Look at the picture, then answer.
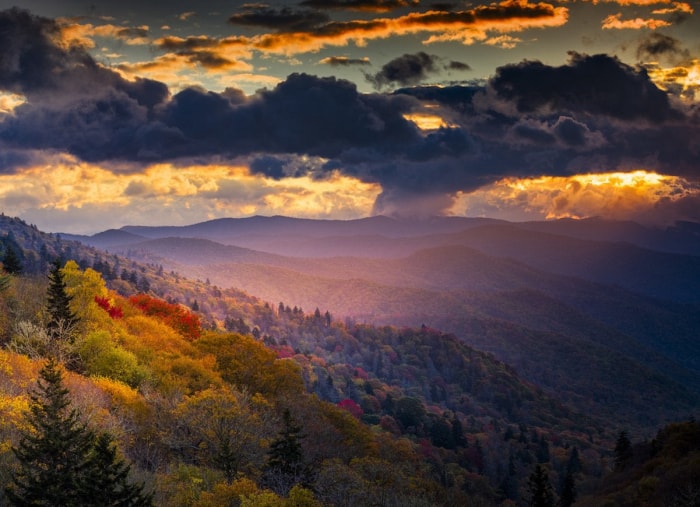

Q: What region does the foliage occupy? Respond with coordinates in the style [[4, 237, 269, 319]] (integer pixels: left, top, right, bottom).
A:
[[5, 357, 151, 506], [129, 294, 201, 340]]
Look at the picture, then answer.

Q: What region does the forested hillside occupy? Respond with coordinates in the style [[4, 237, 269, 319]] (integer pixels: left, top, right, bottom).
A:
[[0, 214, 697, 506]]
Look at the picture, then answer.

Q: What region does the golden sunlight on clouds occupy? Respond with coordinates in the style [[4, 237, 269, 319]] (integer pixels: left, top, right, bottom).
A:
[[403, 113, 454, 130], [0, 92, 26, 114], [450, 170, 700, 224], [601, 13, 670, 30], [0, 159, 379, 233], [645, 59, 700, 101], [239, 1, 569, 56]]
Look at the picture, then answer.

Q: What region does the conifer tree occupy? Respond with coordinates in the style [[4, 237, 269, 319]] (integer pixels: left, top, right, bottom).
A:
[[2, 245, 23, 275], [46, 260, 79, 343], [6, 358, 152, 507], [84, 433, 153, 507], [526, 464, 555, 507], [614, 430, 632, 470], [6, 357, 97, 506], [263, 408, 308, 495]]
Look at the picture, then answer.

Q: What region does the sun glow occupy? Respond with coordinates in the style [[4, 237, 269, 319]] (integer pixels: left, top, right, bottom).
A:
[[450, 170, 700, 224], [0, 157, 379, 233], [0, 92, 26, 114], [403, 113, 454, 131]]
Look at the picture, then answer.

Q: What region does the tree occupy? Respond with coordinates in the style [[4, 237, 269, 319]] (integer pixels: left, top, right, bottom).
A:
[[5, 358, 152, 506], [6, 357, 97, 505], [526, 464, 555, 507], [263, 409, 308, 495], [84, 432, 153, 506], [559, 469, 576, 507], [2, 245, 23, 275], [614, 430, 632, 470], [46, 261, 79, 343]]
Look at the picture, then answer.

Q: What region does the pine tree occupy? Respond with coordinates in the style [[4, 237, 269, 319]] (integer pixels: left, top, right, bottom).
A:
[[6, 357, 97, 506], [5, 358, 152, 507], [2, 245, 23, 275], [526, 464, 555, 507], [614, 430, 632, 470], [83, 433, 153, 506], [263, 409, 308, 495], [559, 469, 576, 507], [46, 261, 79, 343]]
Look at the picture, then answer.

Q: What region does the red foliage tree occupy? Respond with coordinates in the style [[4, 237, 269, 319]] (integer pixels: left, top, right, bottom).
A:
[[128, 294, 201, 340], [337, 399, 363, 420], [94, 295, 123, 320]]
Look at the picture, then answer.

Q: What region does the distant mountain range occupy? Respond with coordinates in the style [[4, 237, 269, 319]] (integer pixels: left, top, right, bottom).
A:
[[61, 215, 700, 428]]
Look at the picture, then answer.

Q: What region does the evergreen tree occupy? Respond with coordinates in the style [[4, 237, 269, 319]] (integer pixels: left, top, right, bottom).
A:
[[263, 409, 308, 495], [84, 432, 153, 506], [614, 430, 632, 470], [46, 261, 79, 343], [6, 357, 97, 506], [6, 358, 152, 507], [526, 464, 555, 507], [559, 469, 576, 507], [2, 245, 23, 275]]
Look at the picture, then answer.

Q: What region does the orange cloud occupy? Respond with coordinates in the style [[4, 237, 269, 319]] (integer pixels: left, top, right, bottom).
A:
[[57, 20, 150, 49], [234, 1, 568, 55], [586, 0, 679, 5], [602, 12, 671, 29], [645, 59, 700, 101], [450, 171, 700, 225]]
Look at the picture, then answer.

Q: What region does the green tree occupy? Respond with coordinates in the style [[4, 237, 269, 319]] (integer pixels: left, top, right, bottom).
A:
[[559, 469, 576, 507], [6, 357, 97, 506], [46, 261, 79, 343], [614, 430, 632, 470], [263, 409, 308, 495], [2, 245, 23, 275], [526, 464, 555, 507], [6, 358, 152, 506], [84, 432, 153, 506]]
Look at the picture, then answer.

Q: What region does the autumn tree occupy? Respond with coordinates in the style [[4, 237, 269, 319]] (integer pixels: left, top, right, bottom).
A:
[[172, 386, 273, 482]]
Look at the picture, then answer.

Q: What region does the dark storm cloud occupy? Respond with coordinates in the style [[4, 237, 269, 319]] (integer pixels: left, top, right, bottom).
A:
[[447, 61, 471, 71], [636, 33, 688, 61], [299, 0, 417, 12], [366, 52, 441, 89], [228, 7, 329, 32], [320, 56, 371, 66], [1, 7, 699, 218], [488, 52, 681, 123]]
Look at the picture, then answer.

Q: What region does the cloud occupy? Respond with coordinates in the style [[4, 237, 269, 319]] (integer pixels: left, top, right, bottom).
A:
[[226, 1, 568, 55], [299, 0, 419, 13], [602, 12, 671, 30], [228, 7, 331, 32], [636, 32, 690, 63], [366, 52, 441, 89], [450, 171, 700, 226], [319, 56, 371, 66], [1, 8, 699, 224]]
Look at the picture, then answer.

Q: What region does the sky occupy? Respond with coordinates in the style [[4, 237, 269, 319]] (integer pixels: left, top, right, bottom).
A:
[[0, 1, 699, 233]]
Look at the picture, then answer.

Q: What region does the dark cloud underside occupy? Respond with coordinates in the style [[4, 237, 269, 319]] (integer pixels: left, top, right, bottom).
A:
[[0, 8, 698, 215]]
